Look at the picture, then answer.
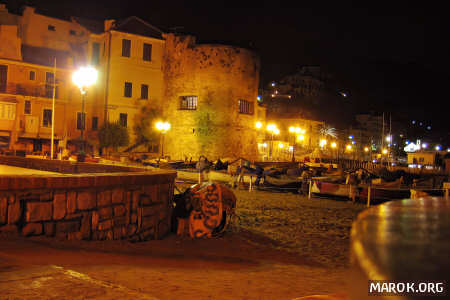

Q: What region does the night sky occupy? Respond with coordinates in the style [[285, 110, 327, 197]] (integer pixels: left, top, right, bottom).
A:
[[5, 0, 449, 140]]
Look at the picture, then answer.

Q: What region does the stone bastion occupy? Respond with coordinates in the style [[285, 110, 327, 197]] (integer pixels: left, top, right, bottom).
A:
[[0, 156, 176, 241], [162, 33, 261, 161]]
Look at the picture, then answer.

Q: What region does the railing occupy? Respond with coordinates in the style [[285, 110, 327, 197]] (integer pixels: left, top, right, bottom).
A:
[[0, 82, 56, 98]]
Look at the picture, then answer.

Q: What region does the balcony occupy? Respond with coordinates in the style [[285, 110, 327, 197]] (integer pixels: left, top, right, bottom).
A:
[[0, 82, 58, 99]]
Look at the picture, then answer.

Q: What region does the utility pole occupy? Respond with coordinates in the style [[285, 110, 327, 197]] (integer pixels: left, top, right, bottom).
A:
[[50, 58, 56, 159]]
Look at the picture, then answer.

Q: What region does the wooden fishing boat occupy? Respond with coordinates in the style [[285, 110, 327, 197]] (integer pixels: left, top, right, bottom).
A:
[[176, 169, 234, 183], [311, 179, 411, 202]]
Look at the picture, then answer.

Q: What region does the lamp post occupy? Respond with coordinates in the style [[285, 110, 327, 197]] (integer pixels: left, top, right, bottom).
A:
[[289, 126, 302, 162], [72, 66, 98, 154], [266, 124, 279, 160], [156, 121, 171, 158]]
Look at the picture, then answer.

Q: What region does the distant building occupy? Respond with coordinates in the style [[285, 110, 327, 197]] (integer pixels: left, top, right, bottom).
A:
[[264, 111, 325, 161], [407, 150, 446, 170]]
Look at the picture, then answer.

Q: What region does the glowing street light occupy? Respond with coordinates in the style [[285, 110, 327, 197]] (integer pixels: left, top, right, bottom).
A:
[[297, 135, 305, 141], [385, 135, 392, 142], [320, 139, 327, 148], [289, 126, 302, 161], [72, 66, 98, 155], [266, 124, 279, 159], [278, 143, 284, 148], [255, 121, 262, 129], [346, 145, 352, 151], [435, 145, 441, 151], [155, 121, 171, 157], [331, 142, 337, 148], [364, 147, 369, 152], [382, 148, 388, 155]]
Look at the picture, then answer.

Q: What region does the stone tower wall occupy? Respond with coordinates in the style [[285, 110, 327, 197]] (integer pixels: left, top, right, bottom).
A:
[[162, 33, 260, 161]]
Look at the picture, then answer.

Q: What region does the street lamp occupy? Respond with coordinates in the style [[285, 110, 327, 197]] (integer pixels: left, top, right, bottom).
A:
[[72, 66, 98, 153], [289, 126, 301, 162], [155, 121, 171, 158], [266, 124, 279, 160]]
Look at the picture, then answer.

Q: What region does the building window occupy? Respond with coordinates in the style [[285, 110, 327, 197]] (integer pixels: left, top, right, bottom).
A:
[[77, 112, 85, 130], [122, 39, 131, 57], [29, 71, 36, 81], [141, 84, 148, 99], [0, 102, 16, 120], [45, 72, 58, 98], [143, 43, 152, 61], [120, 113, 127, 128], [0, 65, 7, 93], [69, 30, 76, 36], [124, 82, 132, 97], [43, 109, 52, 127], [48, 25, 56, 31], [92, 116, 98, 131], [179, 96, 197, 110], [238, 99, 253, 115], [24, 100, 31, 114], [91, 42, 100, 65]]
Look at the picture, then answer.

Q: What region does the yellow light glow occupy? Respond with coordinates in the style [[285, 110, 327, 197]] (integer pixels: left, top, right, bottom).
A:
[[156, 121, 171, 132], [255, 121, 262, 129], [289, 126, 295, 133], [262, 143, 267, 147], [320, 139, 327, 147], [278, 143, 284, 148], [364, 147, 369, 152], [72, 66, 98, 91], [295, 127, 301, 134], [274, 128, 280, 135], [346, 145, 352, 151], [266, 124, 276, 132], [297, 135, 305, 141], [382, 149, 388, 154], [331, 142, 337, 148]]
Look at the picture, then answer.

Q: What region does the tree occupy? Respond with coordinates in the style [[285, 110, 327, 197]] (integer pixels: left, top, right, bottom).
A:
[[319, 125, 338, 139], [133, 104, 161, 147], [98, 121, 129, 155]]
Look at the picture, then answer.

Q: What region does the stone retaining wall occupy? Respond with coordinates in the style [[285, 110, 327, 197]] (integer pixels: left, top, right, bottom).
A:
[[0, 155, 144, 174], [0, 170, 177, 241]]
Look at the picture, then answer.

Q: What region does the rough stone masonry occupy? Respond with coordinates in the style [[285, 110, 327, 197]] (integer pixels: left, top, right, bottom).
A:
[[0, 170, 176, 241]]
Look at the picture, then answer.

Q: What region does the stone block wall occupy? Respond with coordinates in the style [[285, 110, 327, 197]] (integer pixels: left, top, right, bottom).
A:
[[162, 33, 262, 161], [0, 171, 176, 241]]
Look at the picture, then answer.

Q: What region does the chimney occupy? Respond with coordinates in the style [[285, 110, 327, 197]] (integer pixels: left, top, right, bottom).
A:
[[104, 19, 116, 31]]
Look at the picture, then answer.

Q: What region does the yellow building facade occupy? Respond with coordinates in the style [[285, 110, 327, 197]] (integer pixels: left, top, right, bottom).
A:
[[86, 17, 165, 148], [1, 5, 88, 154]]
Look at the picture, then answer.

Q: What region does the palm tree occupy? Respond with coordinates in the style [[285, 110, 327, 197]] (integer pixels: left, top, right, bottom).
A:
[[319, 125, 338, 139]]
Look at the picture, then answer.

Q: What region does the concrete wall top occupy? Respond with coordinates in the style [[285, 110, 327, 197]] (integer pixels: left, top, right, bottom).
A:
[[0, 170, 176, 191]]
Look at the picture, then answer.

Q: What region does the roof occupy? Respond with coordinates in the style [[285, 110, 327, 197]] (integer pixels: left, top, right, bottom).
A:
[[21, 45, 85, 68], [112, 16, 164, 40]]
